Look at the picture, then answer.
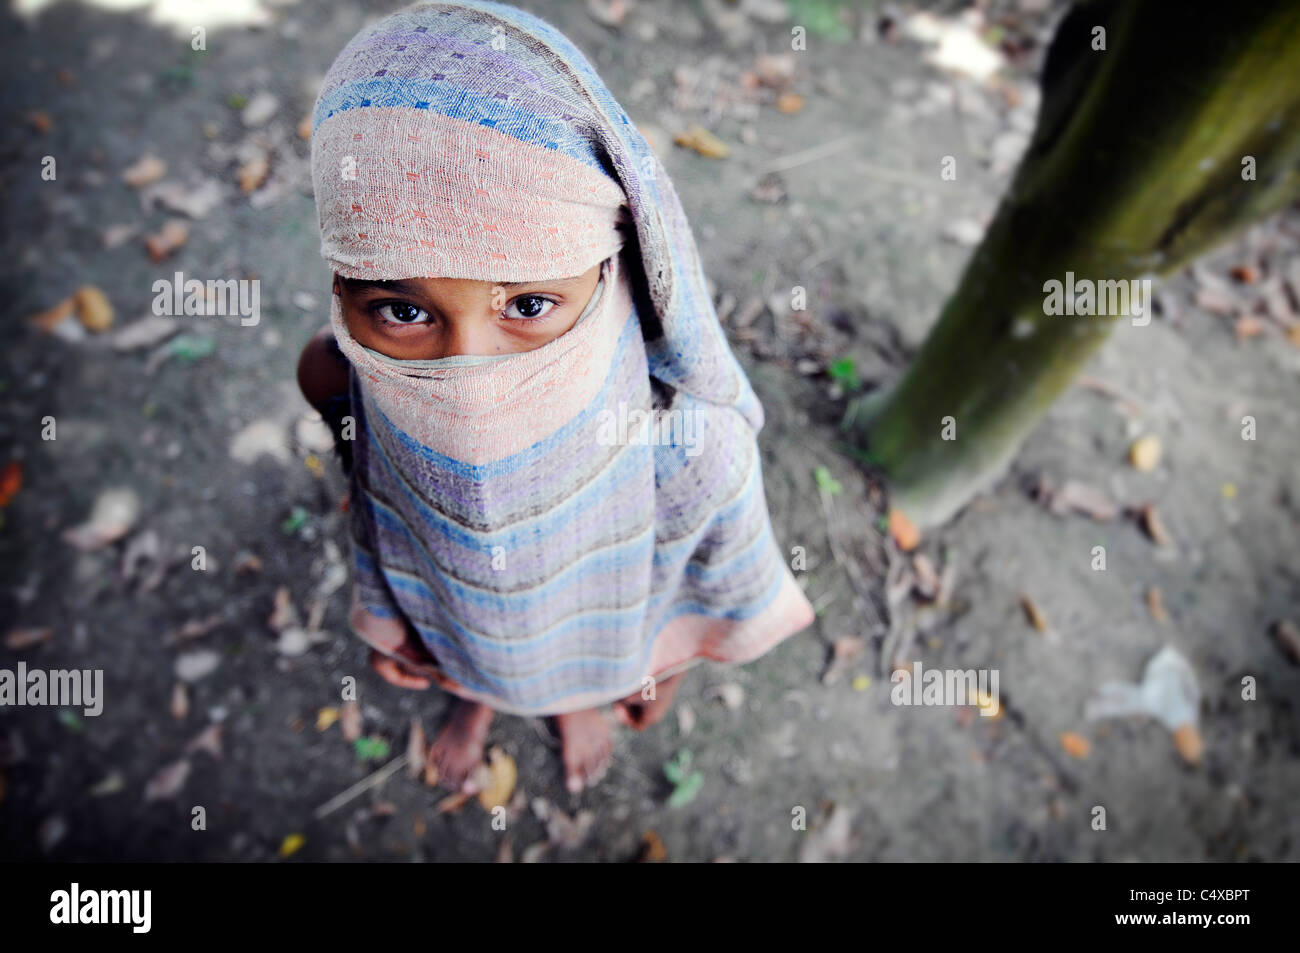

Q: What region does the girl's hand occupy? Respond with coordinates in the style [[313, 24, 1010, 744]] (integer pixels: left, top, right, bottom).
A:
[[369, 649, 432, 689]]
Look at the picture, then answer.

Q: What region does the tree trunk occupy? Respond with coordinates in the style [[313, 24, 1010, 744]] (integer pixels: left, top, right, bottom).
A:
[[846, 0, 1300, 527]]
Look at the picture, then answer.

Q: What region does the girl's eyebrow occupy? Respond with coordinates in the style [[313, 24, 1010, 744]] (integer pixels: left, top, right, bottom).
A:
[[498, 275, 586, 288], [339, 278, 425, 295]]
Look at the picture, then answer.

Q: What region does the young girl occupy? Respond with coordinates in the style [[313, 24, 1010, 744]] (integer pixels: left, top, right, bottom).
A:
[[299, 0, 814, 795]]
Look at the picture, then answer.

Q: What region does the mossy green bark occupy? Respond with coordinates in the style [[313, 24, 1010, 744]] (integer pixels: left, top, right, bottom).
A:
[[847, 0, 1300, 527]]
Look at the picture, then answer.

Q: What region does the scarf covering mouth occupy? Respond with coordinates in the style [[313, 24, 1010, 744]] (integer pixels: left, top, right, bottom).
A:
[[312, 0, 814, 715]]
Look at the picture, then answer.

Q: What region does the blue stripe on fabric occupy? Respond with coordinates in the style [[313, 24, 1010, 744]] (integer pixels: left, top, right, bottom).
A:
[[363, 415, 654, 554], [370, 494, 655, 624], [314, 77, 609, 173], [390, 553, 786, 710]]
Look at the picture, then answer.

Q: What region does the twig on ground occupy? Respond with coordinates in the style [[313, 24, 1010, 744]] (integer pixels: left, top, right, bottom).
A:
[[313, 753, 409, 819]]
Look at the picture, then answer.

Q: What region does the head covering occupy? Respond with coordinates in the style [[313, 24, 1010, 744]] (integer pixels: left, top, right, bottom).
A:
[[312, 0, 813, 715]]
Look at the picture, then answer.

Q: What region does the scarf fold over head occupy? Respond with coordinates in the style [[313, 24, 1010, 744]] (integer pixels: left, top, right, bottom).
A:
[[312, 1, 813, 715]]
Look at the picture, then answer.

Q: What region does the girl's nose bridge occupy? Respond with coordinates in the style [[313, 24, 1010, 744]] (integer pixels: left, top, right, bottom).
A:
[[443, 308, 493, 357]]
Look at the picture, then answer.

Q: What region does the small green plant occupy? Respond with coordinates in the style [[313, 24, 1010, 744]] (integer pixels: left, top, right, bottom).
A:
[[353, 736, 390, 762], [156, 63, 195, 93], [828, 355, 860, 391], [169, 334, 216, 364], [814, 465, 842, 497], [663, 750, 704, 808], [785, 0, 854, 41], [281, 507, 310, 535]]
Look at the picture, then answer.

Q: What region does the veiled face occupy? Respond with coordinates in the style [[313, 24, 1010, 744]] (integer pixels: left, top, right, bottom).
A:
[[333, 259, 603, 360]]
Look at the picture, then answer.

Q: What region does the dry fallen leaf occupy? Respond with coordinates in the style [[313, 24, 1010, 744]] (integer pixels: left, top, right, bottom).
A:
[[316, 707, 339, 732], [73, 285, 114, 332], [546, 806, 596, 849], [587, 0, 628, 28], [637, 829, 668, 862], [1059, 732, 1091, 759], [163, 614, 223, 646], [1019, 593, 1049, 632], [174, 650, 220, 683], [112, 315, 180, 352], [144, 219, 189, 262], [122, 154, 167, 188], [185, 722, 224, 759], [676, 703, 695, 738], [1229, 263, 1260, 284], [1234, 314, 1265, 340], [754, 53, 796, 88], [88, 771, 124, 797], [1041, 480, 1118, 521], [4, 626, 51, 650], [278, 833, 306, 858], [476, 746, 518, 812], [1146, 587, 1168, 623], [888, 507, 921, 551], [275, 627, 327, 657], [0, 461, 20, 508], [238, 153, 270, 193], [29, 296, 76, 334], [1134, 504, 1170, 546], [267, 587, 298, 632], [170, 682, 188, 720], [233, 551, 264, 575], [1193, 285, 1235, 317], [143, 759, 191, 801], [1172, 723, 1203, 766], [101, 224, 138, 249], [62, 487, 140, 551], [142, 179, 223, 220], [776, 91, 804, 114], [709, 682, 745, 710], [911, 553, 941, 601], [674, 125, 730, 159], [520, 841, 550, 863], [39, 815, 67, 853], [406, 717, 426, 779], [340, 700, 362, 742], [1270, 619, 1300, 665], [27, 111, 52, 134], [1128, 434, 1161, 472]]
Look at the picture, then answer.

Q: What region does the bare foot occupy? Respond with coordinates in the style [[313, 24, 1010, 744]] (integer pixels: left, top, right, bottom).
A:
[[553, 708, 614, 793], [612, 672, 684, 731], [428, 698, 495, 792]]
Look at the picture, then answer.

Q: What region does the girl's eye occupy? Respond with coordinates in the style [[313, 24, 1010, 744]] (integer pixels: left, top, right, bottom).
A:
[[377, 303, 430, 325], [504, 295, 556, 320]]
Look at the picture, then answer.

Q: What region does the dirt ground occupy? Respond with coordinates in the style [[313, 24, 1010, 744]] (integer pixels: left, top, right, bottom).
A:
[[1, 0, 1297, 862]]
